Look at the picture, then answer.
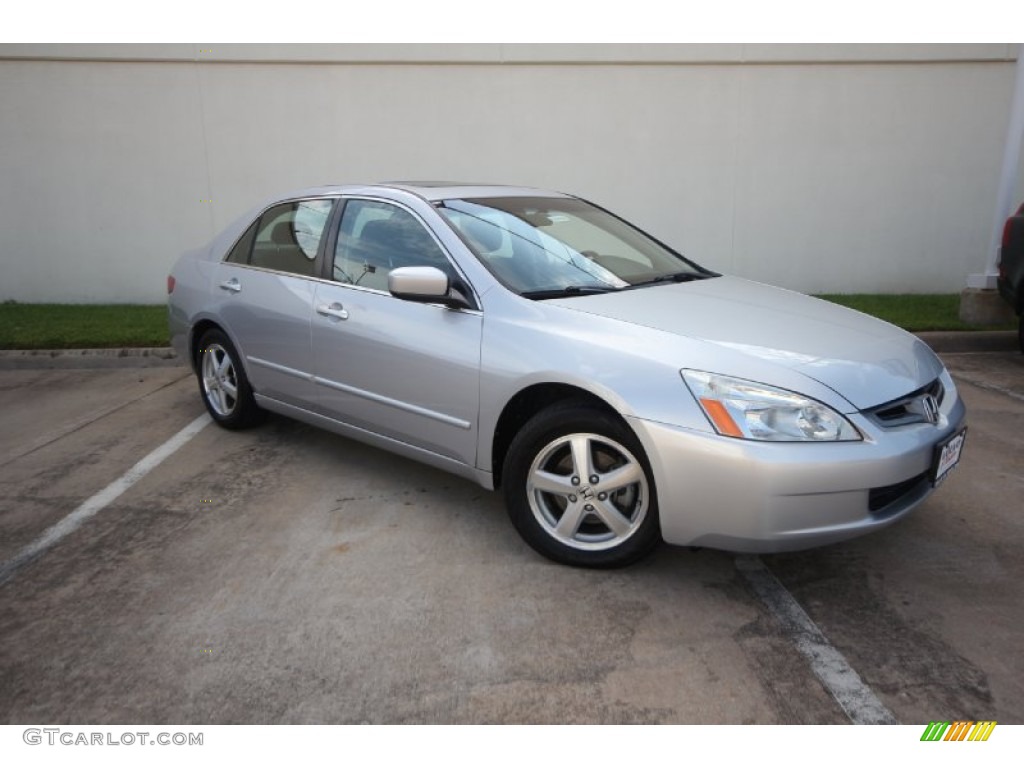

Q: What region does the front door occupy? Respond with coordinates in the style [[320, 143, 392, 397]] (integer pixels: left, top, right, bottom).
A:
[[310, 198, 482, 468]]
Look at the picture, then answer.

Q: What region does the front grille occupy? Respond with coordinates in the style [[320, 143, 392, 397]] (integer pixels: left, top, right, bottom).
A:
[[868, 472, 929, 513], [866, 378, 944, 428]]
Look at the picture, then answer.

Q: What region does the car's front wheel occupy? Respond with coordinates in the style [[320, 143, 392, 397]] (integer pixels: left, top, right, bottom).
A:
[[503, 402, 660, 568], [195, 328, 264, 429]]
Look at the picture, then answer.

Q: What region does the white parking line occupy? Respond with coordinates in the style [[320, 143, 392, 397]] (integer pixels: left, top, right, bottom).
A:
[[0, 413, 211, 586], [736, 554, 898, 725]]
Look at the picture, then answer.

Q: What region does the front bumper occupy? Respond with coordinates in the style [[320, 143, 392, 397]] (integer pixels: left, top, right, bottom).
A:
[[627, 390, 967, 553]]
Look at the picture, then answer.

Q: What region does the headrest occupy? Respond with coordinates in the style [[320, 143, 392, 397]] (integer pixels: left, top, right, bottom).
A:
[[271, 221, 295, 245]]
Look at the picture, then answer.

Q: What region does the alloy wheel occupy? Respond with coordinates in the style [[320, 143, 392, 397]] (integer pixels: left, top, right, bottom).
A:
[[526, 432, 649, 551], [201, 343, 239, 417]]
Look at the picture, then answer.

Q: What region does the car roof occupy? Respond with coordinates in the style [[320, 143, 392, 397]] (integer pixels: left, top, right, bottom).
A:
[[278, 182, 574, 203]]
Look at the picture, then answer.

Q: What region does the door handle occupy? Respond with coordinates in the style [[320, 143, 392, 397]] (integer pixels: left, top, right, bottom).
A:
[[219, 278, 242, 294], [316, 302, 349, 321]]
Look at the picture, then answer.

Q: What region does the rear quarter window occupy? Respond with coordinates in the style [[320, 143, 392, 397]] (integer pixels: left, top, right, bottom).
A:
[[224, 222, 257, 265]]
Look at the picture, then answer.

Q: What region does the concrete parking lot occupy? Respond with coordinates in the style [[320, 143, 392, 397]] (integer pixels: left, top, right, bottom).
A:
[[0, 347, 1021, 724]]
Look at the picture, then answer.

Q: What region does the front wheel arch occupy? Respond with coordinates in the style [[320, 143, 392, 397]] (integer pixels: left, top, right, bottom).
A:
[[491, 383, 622, 489]]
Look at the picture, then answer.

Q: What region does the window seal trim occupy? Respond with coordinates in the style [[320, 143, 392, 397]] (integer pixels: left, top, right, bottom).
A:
[[326, 194, 482, 311]]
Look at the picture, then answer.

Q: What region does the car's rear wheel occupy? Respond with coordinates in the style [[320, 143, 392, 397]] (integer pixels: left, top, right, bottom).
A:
[[196, 328, 264, 429], [503, 402, 660, 568]]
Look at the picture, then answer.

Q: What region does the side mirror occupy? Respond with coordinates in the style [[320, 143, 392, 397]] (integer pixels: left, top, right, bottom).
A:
[[388, 266, 472, 309]]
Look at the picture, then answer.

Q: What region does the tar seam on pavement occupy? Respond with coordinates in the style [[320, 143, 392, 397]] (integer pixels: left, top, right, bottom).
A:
[[2, 371, 193, 465], [945, 374, 1024, 404]]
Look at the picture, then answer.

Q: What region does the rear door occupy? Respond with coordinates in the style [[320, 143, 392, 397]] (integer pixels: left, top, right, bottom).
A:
[[212, 198, 335, 409], [310, 198, 483, 467]]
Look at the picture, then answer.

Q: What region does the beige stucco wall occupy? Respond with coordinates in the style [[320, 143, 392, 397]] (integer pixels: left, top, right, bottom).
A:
[[1, 44, 1021, 303]]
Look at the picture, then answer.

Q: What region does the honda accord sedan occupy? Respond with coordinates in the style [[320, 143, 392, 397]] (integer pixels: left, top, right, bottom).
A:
[[168, 182, 967, 568]]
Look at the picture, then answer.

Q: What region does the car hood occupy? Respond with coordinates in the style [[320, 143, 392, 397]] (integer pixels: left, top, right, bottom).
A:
[[548, 276, 943, 410]]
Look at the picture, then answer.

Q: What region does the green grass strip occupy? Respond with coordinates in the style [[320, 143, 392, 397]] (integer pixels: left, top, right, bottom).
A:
[[815, 294, 1014, 332], [0, 303, 170, 349]]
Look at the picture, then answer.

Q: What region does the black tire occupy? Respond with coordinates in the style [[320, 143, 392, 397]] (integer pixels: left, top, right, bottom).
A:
[[195, 328, 265, 429], [1018, 315, 1023, 355], [502, 401, 661, 568]]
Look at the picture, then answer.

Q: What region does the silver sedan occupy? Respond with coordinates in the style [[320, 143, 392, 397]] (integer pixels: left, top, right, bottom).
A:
[[168, 183, 967, 568]]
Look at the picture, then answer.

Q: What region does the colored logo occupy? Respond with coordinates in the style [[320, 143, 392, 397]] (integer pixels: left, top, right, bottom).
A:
[[920, 721, 996, 742]]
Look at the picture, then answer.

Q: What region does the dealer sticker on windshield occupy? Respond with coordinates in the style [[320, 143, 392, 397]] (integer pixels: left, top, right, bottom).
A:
[[932, 428, 966, 486]]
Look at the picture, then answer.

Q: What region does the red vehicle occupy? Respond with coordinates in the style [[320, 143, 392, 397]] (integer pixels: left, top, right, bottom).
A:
[[997, 202, 1024, 353]]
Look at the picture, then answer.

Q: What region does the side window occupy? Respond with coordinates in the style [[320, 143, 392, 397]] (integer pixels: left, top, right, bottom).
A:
[[248, 199, 333, 277], [225, 221, 257, 265], [333, 200, 453, 291]]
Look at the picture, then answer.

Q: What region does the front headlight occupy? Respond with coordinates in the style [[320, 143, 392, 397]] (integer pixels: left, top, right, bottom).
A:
[[681, 370, 861, 442]]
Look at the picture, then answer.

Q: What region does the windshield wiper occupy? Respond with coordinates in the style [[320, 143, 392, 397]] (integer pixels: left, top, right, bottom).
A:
[[520, 285, 620, 300], [628, 271, 715, 289]]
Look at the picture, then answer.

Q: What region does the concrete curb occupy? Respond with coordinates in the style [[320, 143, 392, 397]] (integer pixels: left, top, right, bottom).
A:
[[0, 347, 185, 370], [915, 330, 1019, 354], [0, 331, 1017, 370]]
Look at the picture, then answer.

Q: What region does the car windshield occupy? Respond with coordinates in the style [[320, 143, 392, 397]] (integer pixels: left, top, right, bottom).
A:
[[438, 196, 711, 297]]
